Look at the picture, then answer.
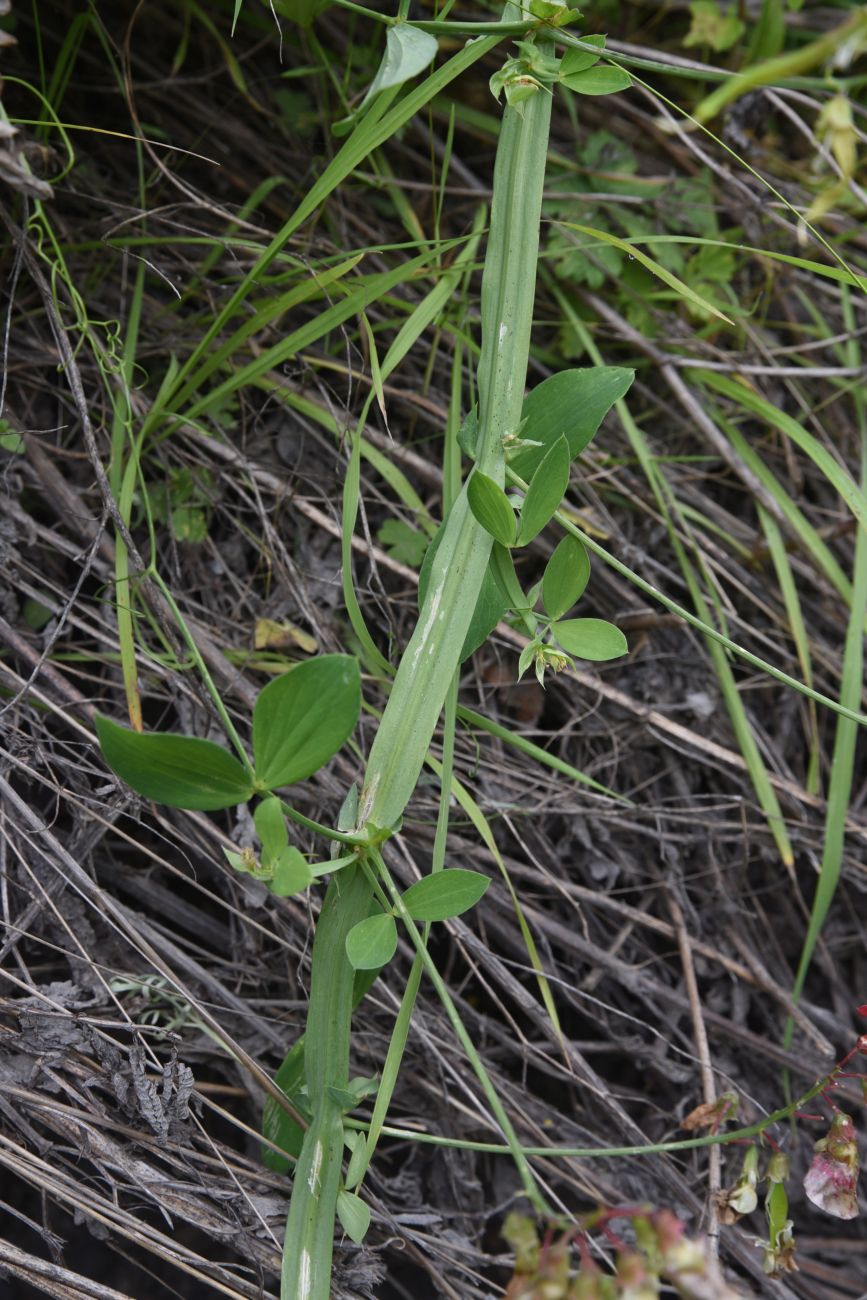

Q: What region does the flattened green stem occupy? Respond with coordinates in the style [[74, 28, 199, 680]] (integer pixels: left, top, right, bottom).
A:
[[284, 35, 555, 1297], [359, 69, 554, 832], [281, 865, 371, 1299]]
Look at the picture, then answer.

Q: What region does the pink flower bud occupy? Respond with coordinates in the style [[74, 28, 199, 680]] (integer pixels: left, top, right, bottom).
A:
[[803, 1112, 860, 1220]]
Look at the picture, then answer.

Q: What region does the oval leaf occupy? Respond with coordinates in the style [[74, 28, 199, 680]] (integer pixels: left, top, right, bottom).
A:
[[270, 846, 313, 897], [510, 368, 634, 481], [543, 535, 590, 620], [559, 35, 606, 76], [552, 617, 628, 661], [467, 470, 517, 546], [337, 1189, 370, 1245], [562, 65, 632, 96], [517, 435, 570, 545], [402, 868, 490, 922], [95, 714, 254, 810], [252, 654, 361, 790], [346, 912, 397, 970]]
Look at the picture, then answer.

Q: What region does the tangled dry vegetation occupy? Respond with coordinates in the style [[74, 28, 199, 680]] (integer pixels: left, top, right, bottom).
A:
[[1, 2, 866, 1297]]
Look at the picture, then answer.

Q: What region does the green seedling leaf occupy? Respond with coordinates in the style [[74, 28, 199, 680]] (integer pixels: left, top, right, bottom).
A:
[[419, 519, 508, 660], [510, 368, 634, 480], [378, 518, 428, 567], [561, 64, 632, 95], [252, 654, 360, 789], [559, 34, 606, 75], [543, 536, 590, 620], [517, 435, 570, 545], [685, 0, 746, 52], [402, 868, 490, 922], [270, 846, 313, 897], [0, 432, 25, 454], [336, 1189, 370, 1245], [95, 715, 254, 810], [254, 796, 288, 867], [467, 471, 517, 546], [552, 617, 628, 661], [360, 23, 438, 110], [346, 913, 398, 970]]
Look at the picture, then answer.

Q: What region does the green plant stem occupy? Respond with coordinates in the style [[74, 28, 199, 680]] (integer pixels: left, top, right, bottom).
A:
[[148, 572, 255, 778], [342, 1069, 831, 1157]]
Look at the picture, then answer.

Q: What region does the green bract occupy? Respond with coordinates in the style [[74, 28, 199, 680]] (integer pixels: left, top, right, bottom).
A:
[[345, 912, 398, 970], [517, 435, 571, 544], [458, 367, 634, 470], [552, 617, 628, 661], [543, 536, 591, 620], [94, 715, 254, 810], [468, 470, 518, 546], [508, 368, 635, 480], [252, 654, 361, 789], [402, 868, 490, 922], [561, 64, 632, 95], [361, 23, 439, 109]]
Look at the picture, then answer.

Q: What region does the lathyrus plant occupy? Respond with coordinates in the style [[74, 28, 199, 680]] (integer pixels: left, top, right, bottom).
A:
[[95, 5, 637, 1296]]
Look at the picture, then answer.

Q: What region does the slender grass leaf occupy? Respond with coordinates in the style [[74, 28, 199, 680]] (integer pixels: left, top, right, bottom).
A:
[[561, 65, 632, 95], [271, 846, 313, 897], [552, 618, 628, 661], [468, 471, 517, 546], [402, 868, 490, 922], [510, 368, 634, 480], [559, 35, 605, 75], [543, 535, 590, 620], [252, 654, 360, 789], [518, 435, 570, 545], [345, 913, 398, 971], [456, 705, 621, 798], [336, 1190, 370, 1245], [95, 715, 254, 810], [696, 370, 867, 534], [560, 222, 733, 324]]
